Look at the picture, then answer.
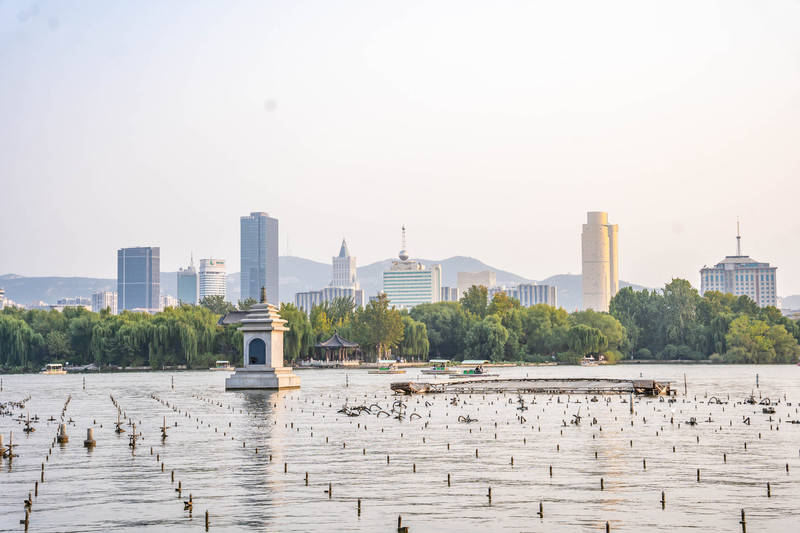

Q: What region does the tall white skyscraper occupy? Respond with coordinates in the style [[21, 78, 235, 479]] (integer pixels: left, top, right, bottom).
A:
[[581, 212, 618, 312], [199, 258, 227, 300], [332, 239, 359, 289]]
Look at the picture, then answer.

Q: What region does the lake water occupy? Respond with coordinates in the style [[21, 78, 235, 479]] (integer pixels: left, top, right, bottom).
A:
[[1, 365, 799, 532]]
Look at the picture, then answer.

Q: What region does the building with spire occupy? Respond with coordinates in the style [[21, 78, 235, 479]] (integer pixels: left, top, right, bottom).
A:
[[381, 226, 441, 310], [700, 223, 777, 308], [294, 239, 365, 313], [177, 255, 198, 305], [332, 239, 359, 289]]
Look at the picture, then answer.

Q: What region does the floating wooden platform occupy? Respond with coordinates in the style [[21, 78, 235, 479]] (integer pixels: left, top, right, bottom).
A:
[[390, 377, 673, 396]]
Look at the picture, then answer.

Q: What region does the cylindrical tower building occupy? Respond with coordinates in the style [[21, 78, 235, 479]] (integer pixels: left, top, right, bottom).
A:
[[581, 212, 618, 311]]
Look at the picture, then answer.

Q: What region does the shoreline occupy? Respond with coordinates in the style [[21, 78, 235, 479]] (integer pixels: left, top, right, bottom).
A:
[[2, 359, 797, 375]]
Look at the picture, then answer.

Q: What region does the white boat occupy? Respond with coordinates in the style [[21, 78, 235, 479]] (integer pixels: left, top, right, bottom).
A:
[[41, 363, 67, 375], [210, 360, 233, 371], [580, 356, 598, 366]]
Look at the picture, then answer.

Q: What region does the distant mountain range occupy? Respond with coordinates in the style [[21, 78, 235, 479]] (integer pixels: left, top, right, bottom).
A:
[[1, 255, 658, 311]]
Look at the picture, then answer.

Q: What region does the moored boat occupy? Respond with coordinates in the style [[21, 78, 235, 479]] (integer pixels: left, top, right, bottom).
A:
[[421, 359, 459, 375], [369, 360, 406, 374], [210, 360, 234, 371], [41, 363, 67, 375]]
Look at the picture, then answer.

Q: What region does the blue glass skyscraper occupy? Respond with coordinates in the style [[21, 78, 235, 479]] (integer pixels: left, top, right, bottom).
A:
[[240, 212, 279, 304], [117, 246, 160, 311]]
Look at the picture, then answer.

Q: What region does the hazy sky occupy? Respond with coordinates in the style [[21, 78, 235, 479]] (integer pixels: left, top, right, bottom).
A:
[[1, 1, 799, 294]]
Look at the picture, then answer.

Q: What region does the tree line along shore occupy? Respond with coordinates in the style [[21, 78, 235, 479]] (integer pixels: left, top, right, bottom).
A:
[[1, 278, 798, 373]]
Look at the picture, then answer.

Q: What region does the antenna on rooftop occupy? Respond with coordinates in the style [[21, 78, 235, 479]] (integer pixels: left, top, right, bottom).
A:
[[398, 225, 409, 261], [736, 219, 741, 256]]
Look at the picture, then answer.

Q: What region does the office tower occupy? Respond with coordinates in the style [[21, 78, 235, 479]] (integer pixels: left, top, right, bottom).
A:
[[700, 224, 777, 308], [382, 226, 441, 310], [581, 212, 618, 312], [240, 212, 279, 304], [177, 257, 198, 305], [457, 271, 496, 298], [332, 239, 359, 289], [91, 291, 118, 314], [117, 247, 160, 312], [293, 239, 364, 313], [199, 258, 227, 300]]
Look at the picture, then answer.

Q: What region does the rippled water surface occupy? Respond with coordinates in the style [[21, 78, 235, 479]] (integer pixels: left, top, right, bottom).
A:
[[1, 365, 799, 532]]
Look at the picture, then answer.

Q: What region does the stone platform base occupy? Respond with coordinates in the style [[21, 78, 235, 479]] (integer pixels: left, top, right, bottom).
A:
[[225, 367, 301, 390]]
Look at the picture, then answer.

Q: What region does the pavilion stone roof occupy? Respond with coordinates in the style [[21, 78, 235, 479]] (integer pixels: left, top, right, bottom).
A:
[[218, 310, 249, 325], [316, 332, 359, 348]]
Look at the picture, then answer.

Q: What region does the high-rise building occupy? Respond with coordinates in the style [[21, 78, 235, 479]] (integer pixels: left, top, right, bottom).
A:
[[92, 291, 118, 314], [441, 286, 458, 302], [0, 287, 5, 309], [457, 271, 496, 298], [581, 212, 618, 312], [240, 212, 279, 304], [293, 239, 365, 313], [488, 283, 558, 308], [177, 257, 198, 305], [199, 258, 227, 300], [382, 226, 441, 310], [117, 247, 160, 312], [700, 224, 778, 308], [332, 239, 359, 289]]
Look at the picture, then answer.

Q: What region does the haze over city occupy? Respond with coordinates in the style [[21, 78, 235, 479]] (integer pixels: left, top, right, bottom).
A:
[[2, 1, 799, 293]]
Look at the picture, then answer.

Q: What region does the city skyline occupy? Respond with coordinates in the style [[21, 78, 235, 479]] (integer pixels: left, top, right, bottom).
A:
[[1, 2, 799, 294]]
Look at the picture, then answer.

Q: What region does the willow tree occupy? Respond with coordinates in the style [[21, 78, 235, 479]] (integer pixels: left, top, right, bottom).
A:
[[354, 293, 403, 359], [398, 315, 429, 360]]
